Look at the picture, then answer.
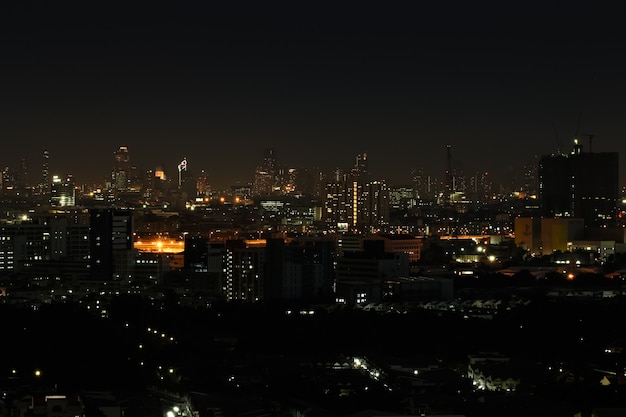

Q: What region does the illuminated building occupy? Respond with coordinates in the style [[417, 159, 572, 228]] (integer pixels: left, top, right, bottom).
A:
[[324, 180, 350, 231], [112, 146, 131, 190], [514, 216, 584, 256], [39, 149, 50, 196], [358, 180, 390, 232], [324, 153, 389, 232], [178, 157, 197, 198], [50, 175, 75, 207], [0, 211, 90, 276], [196, 169, 210, 196], [365, 233, 423, 263], [177, 157, 187, 188], [224, 239, 266, 302], [252, 147, 278, 196]]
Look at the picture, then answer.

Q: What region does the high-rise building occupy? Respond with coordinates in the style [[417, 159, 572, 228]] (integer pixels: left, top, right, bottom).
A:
[[50, 175, 75, 207], [18, 157, 29, 192], [113, 146, 131, 190], [324, 180, 350, 231], [196, 169, 210, 197], [224, 239, 265, 302], [252, 147, 278, 196], [324, 153, 390, 233], [539, 139, 619, 228], [89, 208, 133, 280], [40, 149, 50, 196], [177, 157, 187, 189]]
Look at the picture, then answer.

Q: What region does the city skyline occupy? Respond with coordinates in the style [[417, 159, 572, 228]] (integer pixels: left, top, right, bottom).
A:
[[2, 2, 626, 189], [0, 130, 621, 194]]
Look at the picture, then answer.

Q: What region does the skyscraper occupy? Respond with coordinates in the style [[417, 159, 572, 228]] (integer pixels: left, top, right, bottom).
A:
[[252, 147, 278, 196], [324, 153, 390, 233], [40, 149, 50, 196], [113, 146, 131, 190], [18, 158, 29, 192]]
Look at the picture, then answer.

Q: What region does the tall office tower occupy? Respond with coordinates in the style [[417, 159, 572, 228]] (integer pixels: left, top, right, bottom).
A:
[[522, 155, 539, 197], [539, 139, 619, 228], [361, 180, 390, 231], [177, 157, 186, 188], [196, 169, 210, 197], [223, 239, 265, 302], [452, 160, 466, 197], [411, 167, 425, 199], [263, 147, 277, 181], [89, 208, 134, 280], [50, 175, 76, 207], [112, 146, 131, 190], [324, 180, 350, 231], [347, 153, 389, 232], [178, 157, 197, 199], [40, 149, 50, 196], [324, 155, 390, 233], [469, 171, 492, 202], [252, 147, 278, 196], [281, 167, 297, 194], [443, 144, 453, 205], [17, 158, 29, 192], [252, 166, 272, 196]]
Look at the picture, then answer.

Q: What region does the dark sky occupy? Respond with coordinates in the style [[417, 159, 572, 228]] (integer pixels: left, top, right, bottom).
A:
[[2, 1, 626, 190]]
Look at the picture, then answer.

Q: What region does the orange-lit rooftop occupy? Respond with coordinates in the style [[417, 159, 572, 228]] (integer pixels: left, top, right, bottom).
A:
[[134, 239, 185, 253]]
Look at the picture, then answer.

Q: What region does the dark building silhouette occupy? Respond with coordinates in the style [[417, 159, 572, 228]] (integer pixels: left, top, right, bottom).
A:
[[539, 140, 619, 228], [264, 237, 335, 303], [184, 234, 208, 270], [89, 208, 133, 280]]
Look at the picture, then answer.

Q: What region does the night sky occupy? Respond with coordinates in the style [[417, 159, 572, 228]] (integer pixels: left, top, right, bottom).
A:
[[2, 1, 626, 190]]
